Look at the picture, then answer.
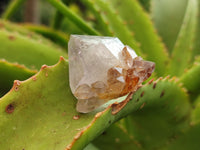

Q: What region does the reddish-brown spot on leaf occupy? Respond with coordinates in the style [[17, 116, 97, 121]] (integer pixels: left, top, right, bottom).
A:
[[8, 35, 16, 40], [5, 104, 15, 114], [153, 82, 157, 89], [148, 78, 154, 84], [140, 91, 145, 97], [160, 91, 165, 98], [0, 22, 4, 28], [73, 115, 80, 120], [140, 102, 146, 109]]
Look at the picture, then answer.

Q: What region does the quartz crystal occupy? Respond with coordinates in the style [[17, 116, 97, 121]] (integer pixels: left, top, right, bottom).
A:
[[68, 35, 155, 113]]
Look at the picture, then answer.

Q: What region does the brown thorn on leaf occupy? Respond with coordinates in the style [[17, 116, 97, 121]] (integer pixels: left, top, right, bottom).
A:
[[160, 91, 165, 98], [41, 65, 48, 70], [8, 35, 16, 40], [140, 91, 145, 97], [140, 102, 146, 109], [153, 82, 157, 89], [148, 78, 154, 84]]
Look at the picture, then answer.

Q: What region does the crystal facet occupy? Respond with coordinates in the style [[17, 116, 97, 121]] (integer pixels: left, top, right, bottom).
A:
[[68, 35, 155, 113]]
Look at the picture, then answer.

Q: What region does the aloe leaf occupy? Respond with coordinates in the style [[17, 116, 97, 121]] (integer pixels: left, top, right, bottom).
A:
[[51, 0, 70, 29], [81, 0, 112, 35], [86, 78, 190, 150], [0, 20, 67, 70], [168, 0, 198, 76], [109, 0, 169, 76], [0, 59, 36, 97], [46, 0, 100, 35], [0, 57, 92, 150], [193, 0, 200, 58], [151, 0, 189, 52], [84, 143, 100, 150], [82, 0, 143, 56], [165, 97, 200, 150], [179, 59, 200, 97], [92, 122, 142, 150], [0, 57, 125, 150], [23, 24, 69, 49]]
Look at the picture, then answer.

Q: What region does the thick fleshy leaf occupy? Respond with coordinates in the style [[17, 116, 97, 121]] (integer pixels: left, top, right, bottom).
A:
[[24, 24, 69, 49], [0, 59, 36, 97], [0, 20, 67, 70], [179, 58, 200, 98], [165, 97, 200, 150], [193, 0, 200, 58], [88, 77, 191, 150], [151, 0, 188, 52], [168, 0, 198, 76]]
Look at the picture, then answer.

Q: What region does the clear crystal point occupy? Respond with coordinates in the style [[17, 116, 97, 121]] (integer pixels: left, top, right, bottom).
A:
[[68, 35, 155, 113]]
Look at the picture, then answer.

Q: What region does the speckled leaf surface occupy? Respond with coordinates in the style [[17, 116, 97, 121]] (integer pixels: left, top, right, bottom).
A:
[[0, 58, 129, 150], [86, 77, 191, 150], [0, 58, 95, 150]]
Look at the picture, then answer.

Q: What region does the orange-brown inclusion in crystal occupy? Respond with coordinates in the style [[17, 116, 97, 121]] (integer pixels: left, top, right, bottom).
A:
[[74, 46, 155, 101]]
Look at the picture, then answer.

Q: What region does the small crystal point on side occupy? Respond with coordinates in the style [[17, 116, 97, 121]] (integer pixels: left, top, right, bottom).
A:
[[68, 35, 155, 113]]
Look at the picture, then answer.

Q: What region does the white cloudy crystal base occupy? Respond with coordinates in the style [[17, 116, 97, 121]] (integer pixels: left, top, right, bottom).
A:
[[68, 35, 155, 113]]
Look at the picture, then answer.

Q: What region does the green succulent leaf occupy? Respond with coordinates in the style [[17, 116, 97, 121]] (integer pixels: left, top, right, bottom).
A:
[[165, 97, 200, 150], [179, 58, 200, 98], [91, 122, 142, 150], [88, 77, 191, 150], [0, 58, 129, 150], [193, 0, 200, 58], [24, 24, 69, 49], [0, 58, 92, 150], [168, 0, 198, 76], [47, 0, 100, 35], [151, 0, 189, 52], [0, 59, 36, 97], [0, 20, 67, 70]]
